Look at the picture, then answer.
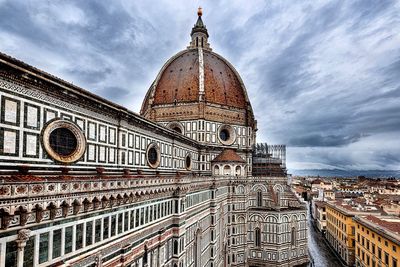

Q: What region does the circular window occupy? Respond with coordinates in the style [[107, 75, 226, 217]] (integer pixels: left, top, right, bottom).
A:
[[42, 119, 86, 163], [219, 129, 230, 141], [217, 125, 236, 145], [146, 143, 160, 168], [49, 128, 77, 156], [185, 153, 192, 170]]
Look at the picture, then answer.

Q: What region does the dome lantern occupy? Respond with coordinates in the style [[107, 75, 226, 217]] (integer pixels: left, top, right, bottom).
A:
[[189, 7, 211, 50]]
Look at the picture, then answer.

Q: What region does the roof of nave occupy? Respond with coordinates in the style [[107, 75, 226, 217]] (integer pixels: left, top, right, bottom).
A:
[[0, 51, 200, 148], [212, 148, 245, 163]]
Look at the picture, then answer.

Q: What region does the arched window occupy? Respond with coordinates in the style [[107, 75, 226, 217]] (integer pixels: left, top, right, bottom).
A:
[[291, 227, 296, 246], [235, 166, 241, 176], [224, 165, 231, 175], [173, 240, 178, 255], [257, 190, 262, 207], [276, 190, 282, 206], [196, 37, 199, 47], [143, 246, 148, 267], [255, 228, 261, 247], [201, 37, 204, 47], [172, 127, 182, 134], [214, 165, 220, 175]]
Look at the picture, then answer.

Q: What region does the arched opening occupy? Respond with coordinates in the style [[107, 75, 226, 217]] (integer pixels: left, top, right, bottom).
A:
[[235, 166, 241, 176], [277, 190, 282, 206], [257, 190, 262, 207], [173, 239, 179, 255], [214, 165, 220, 175], [143, 245, 148, 267], [255, 228, 261, 247], [172, 127, 182, 134], [196, 37, 199, 47], [223, 165, 231, 175], [201, 37, 204, 47], [185, 154, 192, 170], [291, 227, 296, 246]]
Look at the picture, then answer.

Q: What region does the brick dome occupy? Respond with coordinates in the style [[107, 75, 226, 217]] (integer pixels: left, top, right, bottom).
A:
[[140, 11, 255, 129], [141, 48, 249, 110]]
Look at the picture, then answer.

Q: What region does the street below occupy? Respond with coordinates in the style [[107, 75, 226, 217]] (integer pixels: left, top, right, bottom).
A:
[[307, 204, 343, 267]]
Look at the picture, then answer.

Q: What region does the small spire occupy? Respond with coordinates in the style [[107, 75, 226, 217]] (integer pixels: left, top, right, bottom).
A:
[[188, 7, 211, 50]]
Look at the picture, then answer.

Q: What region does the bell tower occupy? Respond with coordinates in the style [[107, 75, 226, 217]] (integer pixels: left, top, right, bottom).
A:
[[188, 7, 211, 50]]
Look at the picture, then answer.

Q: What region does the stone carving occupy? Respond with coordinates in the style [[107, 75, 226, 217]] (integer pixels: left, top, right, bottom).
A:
[[94, 254, 103, 267], [16, 229, 32, 252], [0, 186, 10, 196], [16, 229, 31, 243]]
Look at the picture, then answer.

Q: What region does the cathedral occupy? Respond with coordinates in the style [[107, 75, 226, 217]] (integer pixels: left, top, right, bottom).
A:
[[0, 9, 308, 267]]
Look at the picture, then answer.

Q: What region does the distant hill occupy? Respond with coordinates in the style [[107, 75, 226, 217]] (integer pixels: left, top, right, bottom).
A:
[[288, 169, 400, 178]]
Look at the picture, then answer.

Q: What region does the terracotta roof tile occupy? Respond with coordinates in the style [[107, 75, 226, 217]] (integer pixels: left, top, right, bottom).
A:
[[153, 50, 200, 105], [364, 215, 400, 235], [212, 149, 245, 163]]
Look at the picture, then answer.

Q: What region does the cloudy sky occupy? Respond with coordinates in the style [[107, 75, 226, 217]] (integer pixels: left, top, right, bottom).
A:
[[1, 0, 399, 171]]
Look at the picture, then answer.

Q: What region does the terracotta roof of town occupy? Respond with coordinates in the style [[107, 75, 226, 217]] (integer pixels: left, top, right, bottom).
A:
[[311, 178, 323, 184], [314, 201, 326, 208], [363, 215, 400, 235], [328, 199, 381, 213], [212, 149, 245, 163]]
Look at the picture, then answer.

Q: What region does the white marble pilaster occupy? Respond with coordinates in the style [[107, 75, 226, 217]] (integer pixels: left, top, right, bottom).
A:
[[128, 210, 131, 230], [0, 242, 5, 267], [121, 212, 125, 234], [48, 230, 53, 260], [115, 215, 118, 235], [108, 216, 111, 238], [34, 233, 39, 266], [61, 228, 65, 256], [91, 220, 95, 244], [133, 209, 136, 228], [101, 217, 104, 240], [72, 224, 76, 252], [82, 222, 87, 248], [16, 229, 31, 267]]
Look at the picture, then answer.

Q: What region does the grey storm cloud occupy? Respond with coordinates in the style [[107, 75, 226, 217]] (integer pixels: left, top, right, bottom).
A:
[[0, 0, 399, 171], [289, 133, 368, 147]]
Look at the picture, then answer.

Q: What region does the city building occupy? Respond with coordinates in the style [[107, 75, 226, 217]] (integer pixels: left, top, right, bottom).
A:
[[325, 199, 381, 266], [312, 201, 327, 234], [310, 179, 333, 192], [0, 9, 308, 267], [354, 215, 400, 267]]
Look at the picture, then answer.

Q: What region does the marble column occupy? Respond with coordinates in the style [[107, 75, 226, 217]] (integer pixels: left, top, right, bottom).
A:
[[48, 230, 53, 261], [83, 222, 87, 247], [61, 228, 65, 256], [128, 210, 131, 230], [16, 229, 31, 267]]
